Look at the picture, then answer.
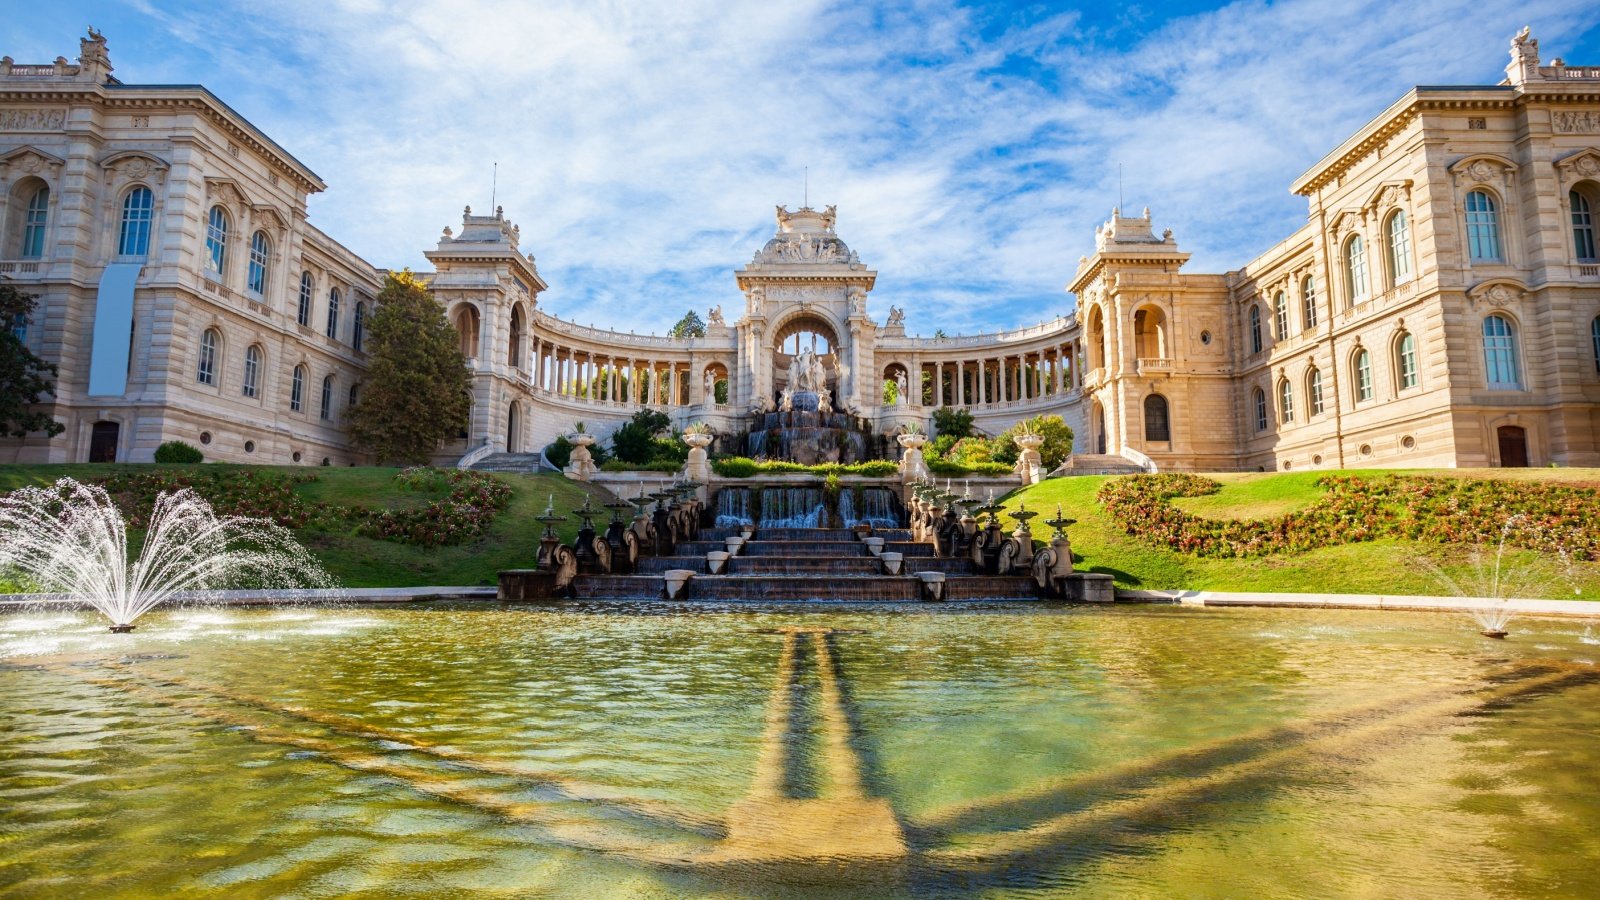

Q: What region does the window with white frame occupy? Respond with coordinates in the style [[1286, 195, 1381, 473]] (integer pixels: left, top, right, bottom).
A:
[[326, 288, 340, 340], [1273, 291, 1289, 341], [291, 365, 305, 412], [197, 328, 219, 385], [353, 302, 366, 352], [1252, 387, 1268, 432], [1302, 276, 1318, 330], [1278, 378, 1294, 423], [1308, 367, 1325, 416], [1396, 332, 1418, 390], [1354, 349, 1373, 402], [1574, 190, 1597, 262], [320, 375, 334, 420], [243, 345, 261, 398], [1465, 190, 1503, 261], [1482, 315, 1521, 389], [204, 206, 229, 275], [1344, 235, 1368, 303], [21, 186, 49, 258], [118, 187, 154, 258], [247, 231, 270, 296], [1386, 210, 1412, 283], [297, 272, 313, 327], [1249, 305, 1263, 354]]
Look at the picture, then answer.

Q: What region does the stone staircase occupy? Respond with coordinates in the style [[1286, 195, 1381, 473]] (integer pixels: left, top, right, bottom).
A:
[[568, 526, 1041, 602], [1053, 454, 1148, 477], [469, 452, 547, 473]]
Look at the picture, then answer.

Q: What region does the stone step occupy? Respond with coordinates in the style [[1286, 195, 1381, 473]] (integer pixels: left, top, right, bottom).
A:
[[1054, 454, 1146, 476], [469, 453, 547, 473]]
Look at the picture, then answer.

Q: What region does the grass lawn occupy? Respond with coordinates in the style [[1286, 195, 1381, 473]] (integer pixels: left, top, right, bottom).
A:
[[1004, 468, 1600, 601], [0, 465, 610, 589]]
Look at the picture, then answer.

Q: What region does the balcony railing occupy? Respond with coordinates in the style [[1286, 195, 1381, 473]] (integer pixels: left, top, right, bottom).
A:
[[1136, 357, 1173, 375], [0, 260, 44, 277]]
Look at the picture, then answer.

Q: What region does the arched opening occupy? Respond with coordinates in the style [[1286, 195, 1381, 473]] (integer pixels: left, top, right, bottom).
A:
[[1497, 425, 1528, 467], [508, 304, 525, 369], [1093, 401, 1108, 454], [88, 421, 119, 463], [506, 401, 521, 453], [1087, 306, 1106, 371], [1133, 306, 1167, 359], [882, 363, 911, 406], [1143, 394, 1170, 442], [452, 305, 481, 359], [772, 314, 840, 403], [7, 177, 50, 259], [702, 362, 729, 405], [1572, 182, 1598, 262]]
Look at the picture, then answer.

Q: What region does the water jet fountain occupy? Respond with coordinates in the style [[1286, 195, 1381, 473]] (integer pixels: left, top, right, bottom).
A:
[[0, 478, 336, 632]]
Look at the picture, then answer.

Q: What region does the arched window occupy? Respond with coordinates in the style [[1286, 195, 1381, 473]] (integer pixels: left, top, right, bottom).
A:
[[1248, 305, 1263, 354], [1143, 394, 1170, 442], [1465, 190, 1502, 261], [1353, 349, 1373, 402], [1396, 332, 1418, 390], [247, 231, 270, 296], [1592, 316, 1600, 374], [196, 328, 219, 385], [1386, 210, 1412, 283], [242, 344, 261, 398], [1273, 291, 1289, 341], [1307, 367, 1325, 416], [1344, 235, 1368, 304], [118, 186, 154, 258], [348, 383, 360, 408], [326, 288, 340, 340], [204, 205, 229, 275], [353, 302, 366, 352], [290, 365, 306, 412], [1301, 276, 1318, 330], [1574, 190, 1597, 261], [19, 185, 49, 259], [10, 310, 28, 344], [508, 305, 524, 368], [1279, 378, 1295, 423], [1252, 387, 1268, 432], [297, 272, 313, 327], [320, 375, 334, 420], [1482, 315, 1521, 389]]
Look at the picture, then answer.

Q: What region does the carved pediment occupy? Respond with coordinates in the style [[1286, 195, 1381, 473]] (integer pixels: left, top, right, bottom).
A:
[[1449, 154, 1517, 185], [1362, 179, 1414, 213], [100, 150, 169, 182], [0, 145, 67, 177], [1328, 209, 1362, 238], [752, 233, 855, 266], [1554, 148, 1600, 183], [1466, 278, 1528, 308], [251, 204, 289, 232], [203, 177, 252, 208]]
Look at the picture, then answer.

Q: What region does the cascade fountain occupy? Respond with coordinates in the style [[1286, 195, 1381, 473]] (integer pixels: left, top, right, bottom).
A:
[[758, 487, 826, 528], [839, 487, 900, 529], [0, 478, 337, 632]]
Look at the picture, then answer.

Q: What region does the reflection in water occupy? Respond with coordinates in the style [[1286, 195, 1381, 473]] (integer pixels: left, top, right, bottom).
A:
[[1, 603, 1598, 897]]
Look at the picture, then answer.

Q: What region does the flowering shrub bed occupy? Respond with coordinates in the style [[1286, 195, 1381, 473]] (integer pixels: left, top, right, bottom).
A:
[[90, 467, 512, 548], [1097, 473, 1600, 560], [353, 468, 512, 547]]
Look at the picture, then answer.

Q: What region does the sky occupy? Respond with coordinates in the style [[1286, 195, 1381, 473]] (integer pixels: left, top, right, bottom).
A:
[[13, 1, 1600, 336]]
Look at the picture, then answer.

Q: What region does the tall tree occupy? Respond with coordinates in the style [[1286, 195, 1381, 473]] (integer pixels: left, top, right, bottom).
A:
[[348, 271, 472, 464], [0, 281, 63, 439], [669, 310, 706, 338]]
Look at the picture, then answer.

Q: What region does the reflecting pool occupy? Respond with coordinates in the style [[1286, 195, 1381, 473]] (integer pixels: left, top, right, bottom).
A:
[[2, 602, 1599, 897]]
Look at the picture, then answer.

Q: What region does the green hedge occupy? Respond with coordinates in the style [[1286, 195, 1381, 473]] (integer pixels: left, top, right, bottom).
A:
[[710, 457, 900, 478]]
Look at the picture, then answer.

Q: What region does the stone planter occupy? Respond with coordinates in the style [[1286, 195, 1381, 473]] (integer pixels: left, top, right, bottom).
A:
[[682, 432, 714, 451], [880, 552, 903, 575], [663, 569, 696, 600], [915, 571, 946, 602], [724, 536, 746, 555], [564, 433, 598, 482], [682, 431, 714, 484], [897, 432, 931, 482], [705, 550, 730, 574], [740, 526, 756, 540], [862, 537, 885, 557]]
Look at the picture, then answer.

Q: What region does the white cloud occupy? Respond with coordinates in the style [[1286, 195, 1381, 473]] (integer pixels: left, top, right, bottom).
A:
[[58, 0, 1600, 332]]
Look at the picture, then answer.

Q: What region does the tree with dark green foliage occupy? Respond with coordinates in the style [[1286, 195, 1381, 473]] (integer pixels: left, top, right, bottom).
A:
[[348, 271, 472, 464], [669, 310, 706, 338], [0, 281, 63, 439], [610, 408, 673, 464], [932, 406, 975, 439]]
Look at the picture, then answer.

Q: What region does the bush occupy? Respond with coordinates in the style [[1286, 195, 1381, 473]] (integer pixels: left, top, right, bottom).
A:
[[710, 457, 903, 478], [932, 407, 975, 439], [712, 456, 761, 478], [544, 436, 572, 469], [610, 409, 674, 464], [992, 415, 1073, 469], [153, 440, 203, 464], [946, 437, 994, 466], [928, 458, 1012, 477]]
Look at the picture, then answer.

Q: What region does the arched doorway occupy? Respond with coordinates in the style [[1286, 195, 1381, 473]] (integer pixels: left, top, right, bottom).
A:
[[506, 402, 521, 453], [89, 421, 119, 463], [1496, 425, 1528, 467], [771, 314, 841, 405], [1091, 401, 1107, 454]]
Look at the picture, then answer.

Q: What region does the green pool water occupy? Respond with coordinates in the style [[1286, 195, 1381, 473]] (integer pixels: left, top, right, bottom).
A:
[[2, 602, 1598, 898]]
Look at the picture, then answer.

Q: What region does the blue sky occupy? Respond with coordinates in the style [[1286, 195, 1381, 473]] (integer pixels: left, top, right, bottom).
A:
[[13, 2, 1600, 335]]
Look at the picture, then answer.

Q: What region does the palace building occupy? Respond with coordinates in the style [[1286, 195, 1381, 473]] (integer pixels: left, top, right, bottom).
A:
[[2, 29, 1598, 471]]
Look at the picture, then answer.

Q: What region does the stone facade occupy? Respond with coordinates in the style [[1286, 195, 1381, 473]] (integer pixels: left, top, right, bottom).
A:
[[3, 29, 1598, 470]]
